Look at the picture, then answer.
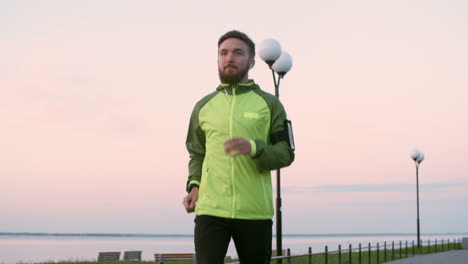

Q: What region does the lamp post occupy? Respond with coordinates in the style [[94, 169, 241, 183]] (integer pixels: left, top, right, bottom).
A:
[[259, 38, 293, 262], [410, 149, 425, 248]]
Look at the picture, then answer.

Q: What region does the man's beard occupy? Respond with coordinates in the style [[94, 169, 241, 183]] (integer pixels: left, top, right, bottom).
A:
[[218, 64, 249, 84]]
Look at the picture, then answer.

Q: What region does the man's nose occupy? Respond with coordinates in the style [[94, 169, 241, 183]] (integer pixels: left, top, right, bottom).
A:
[[226, 52, 234, 62]]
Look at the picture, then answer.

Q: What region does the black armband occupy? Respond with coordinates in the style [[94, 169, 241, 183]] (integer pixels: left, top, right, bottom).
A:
[[270, 119, 295, 151], [186, 183, 199, 193]]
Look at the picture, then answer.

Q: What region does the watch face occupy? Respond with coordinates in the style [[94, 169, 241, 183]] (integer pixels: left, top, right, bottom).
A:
[[188, 184, 198, 192]]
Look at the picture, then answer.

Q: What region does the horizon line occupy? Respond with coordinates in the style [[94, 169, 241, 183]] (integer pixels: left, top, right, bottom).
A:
[[1, 231, 467, 238]]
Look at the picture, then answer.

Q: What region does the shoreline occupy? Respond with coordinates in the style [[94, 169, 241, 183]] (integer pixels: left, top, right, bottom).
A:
[[1, 233, 465, 264]]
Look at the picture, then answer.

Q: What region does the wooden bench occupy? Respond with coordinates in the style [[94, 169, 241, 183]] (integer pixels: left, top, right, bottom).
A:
[[123, 251, 142, 261], [154, 253, 196, 263], [98, 252, 121, 261]]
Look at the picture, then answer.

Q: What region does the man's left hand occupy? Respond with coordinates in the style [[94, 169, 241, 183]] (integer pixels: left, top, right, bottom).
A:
[[224, 137, 251, 157]]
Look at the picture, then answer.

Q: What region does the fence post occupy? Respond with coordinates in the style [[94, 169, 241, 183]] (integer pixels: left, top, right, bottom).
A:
[[338, 244, 342, 264], [448, 238, 451, 250], [435, 238, 438, 252], [376, 243, 379, 264], [308, 247, 312, 264], [419, 239, 422, 254], [384, 241, 387, 262], [359, 243, 362, 264], [412, 240, 415, 256], [405, 240, 408, 257], [325, 245, 328, 264], [392, 241, 395, 260], [287, 248, 291, 264], [399, 241, 402, 259], [428, 239, 431, 254], [368, 242, 371, 264], [349, 244, 352, 264]]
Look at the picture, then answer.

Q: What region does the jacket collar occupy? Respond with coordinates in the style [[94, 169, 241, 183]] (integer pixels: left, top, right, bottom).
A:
[[216, 79, 259, 95]]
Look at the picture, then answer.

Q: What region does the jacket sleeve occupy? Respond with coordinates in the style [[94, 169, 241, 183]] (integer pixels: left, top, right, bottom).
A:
[[252, 98, 295, 170], [185, 104, 205, 190]]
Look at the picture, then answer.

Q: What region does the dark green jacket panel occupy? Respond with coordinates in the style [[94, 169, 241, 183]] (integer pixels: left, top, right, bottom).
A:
[[251, 89, 295, 170], [185, 91, 218, 188]]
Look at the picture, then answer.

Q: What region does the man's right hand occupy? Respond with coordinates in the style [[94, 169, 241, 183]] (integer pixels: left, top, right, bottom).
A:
[[183, 187, 199, 213]]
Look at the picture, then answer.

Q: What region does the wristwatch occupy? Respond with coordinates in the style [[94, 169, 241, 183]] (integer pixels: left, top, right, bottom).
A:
[[187, 183, 199, 193]]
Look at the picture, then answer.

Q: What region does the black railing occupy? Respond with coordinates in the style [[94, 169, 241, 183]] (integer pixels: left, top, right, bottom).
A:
[[226, 237, 463, 264]]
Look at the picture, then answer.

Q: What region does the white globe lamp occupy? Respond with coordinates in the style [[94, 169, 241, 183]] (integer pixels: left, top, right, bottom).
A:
[[410, 149, 421, 161], [272, 52, 293, 77], [417, 152, 424, 163], [258, 38, 282, 67]]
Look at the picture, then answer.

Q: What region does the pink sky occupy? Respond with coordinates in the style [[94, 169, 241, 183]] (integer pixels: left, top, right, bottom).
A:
[[2, 0, 468, 234]]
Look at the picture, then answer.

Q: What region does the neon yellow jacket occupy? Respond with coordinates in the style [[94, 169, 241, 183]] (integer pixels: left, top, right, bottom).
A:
[[185, 80, 294, 220]]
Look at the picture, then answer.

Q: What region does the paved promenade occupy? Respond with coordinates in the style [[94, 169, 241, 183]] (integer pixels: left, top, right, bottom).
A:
[[383, 250, 468, 264]]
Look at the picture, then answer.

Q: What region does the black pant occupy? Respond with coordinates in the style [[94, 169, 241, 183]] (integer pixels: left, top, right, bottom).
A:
[[194, 215, 272, 264]]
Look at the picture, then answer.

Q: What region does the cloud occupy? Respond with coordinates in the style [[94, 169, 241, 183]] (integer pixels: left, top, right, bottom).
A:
[[283, 181, 468, 194]]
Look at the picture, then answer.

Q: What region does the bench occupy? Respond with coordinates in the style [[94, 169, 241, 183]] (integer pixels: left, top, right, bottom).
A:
[[123, 251, 142, 261], [154, 253, 196, 263], [98, 252, 121, 261]]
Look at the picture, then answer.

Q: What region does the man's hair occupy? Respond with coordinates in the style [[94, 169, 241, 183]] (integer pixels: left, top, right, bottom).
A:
[[218, 30, 255, 58]]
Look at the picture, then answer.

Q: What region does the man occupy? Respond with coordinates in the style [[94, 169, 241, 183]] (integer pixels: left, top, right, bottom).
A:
[[183, 30, 295, 264]]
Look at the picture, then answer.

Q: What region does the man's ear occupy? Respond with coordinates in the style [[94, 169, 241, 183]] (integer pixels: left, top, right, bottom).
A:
[[250, 59, 255, 69]]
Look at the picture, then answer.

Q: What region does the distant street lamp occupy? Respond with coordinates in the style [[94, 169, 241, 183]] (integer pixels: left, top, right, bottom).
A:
[[259, 38, 293, 263], [410, 149, 425, 248]]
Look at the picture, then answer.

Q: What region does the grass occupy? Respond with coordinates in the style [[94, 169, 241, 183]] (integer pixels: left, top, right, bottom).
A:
[[36, 241, 463, 264], [271, 240, 464, 264]]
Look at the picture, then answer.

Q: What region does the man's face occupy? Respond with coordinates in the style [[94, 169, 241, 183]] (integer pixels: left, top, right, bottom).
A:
[[218, 38, 254, 84]]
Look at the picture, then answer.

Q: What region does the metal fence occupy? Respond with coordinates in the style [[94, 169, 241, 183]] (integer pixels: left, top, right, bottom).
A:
[[226, 238, 463, 264]]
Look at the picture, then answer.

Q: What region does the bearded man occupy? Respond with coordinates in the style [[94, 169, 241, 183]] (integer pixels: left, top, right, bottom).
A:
[[183, 30, 295, 264]]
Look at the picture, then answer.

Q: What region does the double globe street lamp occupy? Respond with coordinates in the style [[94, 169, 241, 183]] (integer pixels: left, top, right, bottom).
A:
[[410, 149, 425, 248], [258, 38, 293, 262], [259, 39, 293, 97]]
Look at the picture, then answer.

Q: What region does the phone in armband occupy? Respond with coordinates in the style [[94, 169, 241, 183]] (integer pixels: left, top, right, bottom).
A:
[[286, 120, 295, 151]]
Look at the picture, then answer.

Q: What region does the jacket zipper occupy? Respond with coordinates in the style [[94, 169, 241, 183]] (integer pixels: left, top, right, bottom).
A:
[[230, 85, 236, 218]]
